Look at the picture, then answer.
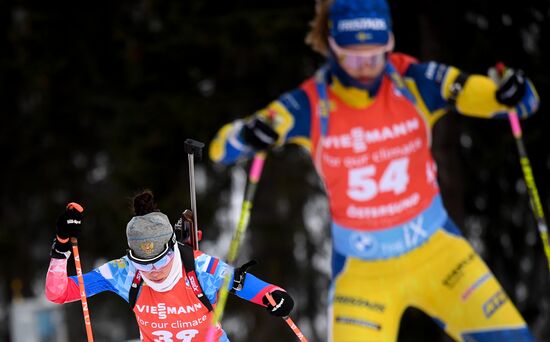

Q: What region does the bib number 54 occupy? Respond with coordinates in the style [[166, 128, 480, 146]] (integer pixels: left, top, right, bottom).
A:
[[347, 157, 410, 201]]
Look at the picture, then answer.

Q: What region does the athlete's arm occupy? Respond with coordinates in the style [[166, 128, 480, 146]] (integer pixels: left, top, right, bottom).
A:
[[234, 270, 294, 317], [45, 257, 131, 304], [194, 252, 292, 312], [404, 62, 539, 126], [45, 257, 81, 304], [209, 88, 313, 165]]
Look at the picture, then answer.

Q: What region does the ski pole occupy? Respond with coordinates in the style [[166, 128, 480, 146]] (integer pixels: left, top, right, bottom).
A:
[[67, 202, 94, 341], [184, 139, 205, 250], [496, 63, 550, 273], [264, 292, 308, 341], [206, 145, 270, 341]]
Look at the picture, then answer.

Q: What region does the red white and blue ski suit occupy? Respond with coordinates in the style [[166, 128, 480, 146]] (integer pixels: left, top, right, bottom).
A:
[[45, 248, 283, 341]]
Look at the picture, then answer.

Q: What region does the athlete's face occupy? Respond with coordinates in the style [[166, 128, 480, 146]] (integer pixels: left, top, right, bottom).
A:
[[329, 35, 394, 83], [141, 256, 175, 283]]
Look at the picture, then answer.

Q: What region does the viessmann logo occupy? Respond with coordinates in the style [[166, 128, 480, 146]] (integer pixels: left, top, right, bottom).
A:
[[135, 302, 203, 320], [322, 118, 420, 153]]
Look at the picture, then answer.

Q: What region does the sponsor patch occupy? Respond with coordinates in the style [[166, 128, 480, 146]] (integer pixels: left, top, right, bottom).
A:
[[482, 290, 507, 318], [461, 273, 491, 301], [337, 18, 387, 32], [336, 316, 381, 331], [442, 253, 475, 288], [334, 296, 385, 313]]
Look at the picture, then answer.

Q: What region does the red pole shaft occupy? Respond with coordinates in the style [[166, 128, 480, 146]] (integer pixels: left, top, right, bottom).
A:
[[71, 237, 94, 342], [264, 292, 308, 342]]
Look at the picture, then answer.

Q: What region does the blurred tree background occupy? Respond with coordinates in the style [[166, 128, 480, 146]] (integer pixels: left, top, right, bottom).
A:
[[1, 0, 549, 341]]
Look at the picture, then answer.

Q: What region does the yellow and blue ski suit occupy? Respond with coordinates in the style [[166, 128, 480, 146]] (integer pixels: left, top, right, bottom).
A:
[[210, 52, 539, 341]]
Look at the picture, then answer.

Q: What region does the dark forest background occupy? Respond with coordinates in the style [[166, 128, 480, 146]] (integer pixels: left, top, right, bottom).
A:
[[1, 0, 549, 341]]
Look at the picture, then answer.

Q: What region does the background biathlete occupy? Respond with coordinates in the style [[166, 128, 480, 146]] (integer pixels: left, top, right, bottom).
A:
[[208, 0, 540, 340]]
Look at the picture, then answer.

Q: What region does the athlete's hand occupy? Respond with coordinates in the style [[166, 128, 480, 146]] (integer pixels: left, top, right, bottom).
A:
[[51, 202, 83, 258], [489, 65, 539, 117], [241, 116, 279, 150], [262, 290, 294, 317], [489, 67, 526, 107], [56, 202, 84, 241]]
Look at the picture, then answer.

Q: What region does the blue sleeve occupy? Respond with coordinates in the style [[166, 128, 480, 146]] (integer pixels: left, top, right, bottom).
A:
[[194, 253, 285, 307], [194, 253, 234, 305], [234, 273, 274, 303], [69, 257, 135, 302], [404, 61, 449, 113], [209, 86, 313, 165], [277, 88, 312, 142]]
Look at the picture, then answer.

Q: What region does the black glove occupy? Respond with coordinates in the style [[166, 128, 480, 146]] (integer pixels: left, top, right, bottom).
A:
[[56, 202, 83, 240], [495, 69, 526, 107], [51, 202, 84, 257], [262, 290, 294, 317], [241, 117, 279, 150]]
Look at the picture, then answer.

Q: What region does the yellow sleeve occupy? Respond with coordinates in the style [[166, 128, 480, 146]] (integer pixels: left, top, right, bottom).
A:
[[209, 122, 237, 163], [442, 67, 510, 119]]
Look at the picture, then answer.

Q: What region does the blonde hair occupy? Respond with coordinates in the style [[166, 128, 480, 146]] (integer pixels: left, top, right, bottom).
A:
[[305, 0, 334, 57]]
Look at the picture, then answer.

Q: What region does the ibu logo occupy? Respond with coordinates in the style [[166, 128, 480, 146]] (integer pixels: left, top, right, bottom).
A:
[[350, 233, 378, 257]]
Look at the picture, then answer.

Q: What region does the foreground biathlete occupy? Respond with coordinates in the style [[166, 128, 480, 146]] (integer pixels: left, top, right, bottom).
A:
[[45, 191, 294, 341], [209, 0, 540, 340]]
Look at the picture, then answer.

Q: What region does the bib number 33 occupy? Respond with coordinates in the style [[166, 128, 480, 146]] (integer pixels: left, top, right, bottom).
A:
[[152, 329, 199, 342], [347, 157, 410, 201]]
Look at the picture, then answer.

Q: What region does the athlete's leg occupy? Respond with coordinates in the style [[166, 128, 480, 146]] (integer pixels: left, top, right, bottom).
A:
[[329, 251, 407, 342], [413, 227, 534, 341]]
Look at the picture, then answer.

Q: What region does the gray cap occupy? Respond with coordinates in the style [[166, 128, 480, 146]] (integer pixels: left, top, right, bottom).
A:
[[126, 212, 174, 259]]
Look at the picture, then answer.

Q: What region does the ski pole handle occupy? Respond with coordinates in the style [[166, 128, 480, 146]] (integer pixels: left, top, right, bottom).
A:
[[71, 237, 94, 341], [264, 292, 308, 341], [184, 139, 205, 250]]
